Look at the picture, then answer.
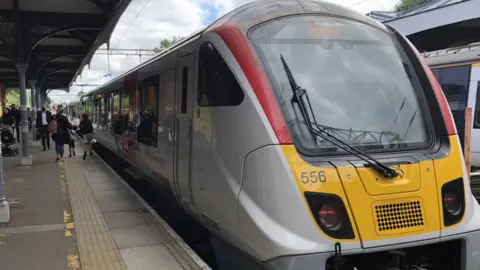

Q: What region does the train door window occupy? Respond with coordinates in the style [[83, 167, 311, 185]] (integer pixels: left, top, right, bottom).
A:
[[135, 85, 141, 131], [98, 96, 103, 125], [197, 42, 245, 107], [93, 98, 98, 124], [86, 98, 92, 118], [181, 66, 188, 113], [159, 70, 175, 148], [112, 91, 121, 133], [122, 87, 130, 131], [474, 82, 480, 129], [138, 75, 159, 146], [104, 93, 111, 129]]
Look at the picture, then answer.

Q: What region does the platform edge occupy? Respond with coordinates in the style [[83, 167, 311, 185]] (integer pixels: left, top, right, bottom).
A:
[[89, 143, 212, 270]]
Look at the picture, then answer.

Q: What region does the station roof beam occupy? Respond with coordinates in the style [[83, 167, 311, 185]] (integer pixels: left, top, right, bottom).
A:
[[0, 0, 132, 91]]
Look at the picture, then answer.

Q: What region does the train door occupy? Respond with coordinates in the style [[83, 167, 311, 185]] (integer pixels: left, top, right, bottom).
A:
[[469, 64, 480, 167], [122, 75, 138, 165], [174, 51, 196, 213]]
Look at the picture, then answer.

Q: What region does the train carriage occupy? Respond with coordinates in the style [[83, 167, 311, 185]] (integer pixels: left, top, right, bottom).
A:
[[422, 43, 480, 168], [68, 1, 480, 269]]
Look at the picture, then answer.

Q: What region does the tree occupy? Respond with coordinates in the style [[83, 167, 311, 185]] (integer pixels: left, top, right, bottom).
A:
[[394, 0, 431, 12], [5, 88, 20, 106], [153, 36, 183, 53]]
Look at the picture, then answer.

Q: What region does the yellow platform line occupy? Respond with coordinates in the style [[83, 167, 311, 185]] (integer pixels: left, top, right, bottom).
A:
[[64, 158, 126, 270]]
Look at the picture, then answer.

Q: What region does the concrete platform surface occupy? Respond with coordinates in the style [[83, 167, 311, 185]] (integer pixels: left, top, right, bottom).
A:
[[0, 137, 210, 270]]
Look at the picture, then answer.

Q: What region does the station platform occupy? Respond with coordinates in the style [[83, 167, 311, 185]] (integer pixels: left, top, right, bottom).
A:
[[0, 138, 209, 270]]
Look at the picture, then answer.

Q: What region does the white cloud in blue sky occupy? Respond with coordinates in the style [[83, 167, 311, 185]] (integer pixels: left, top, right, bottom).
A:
[[49, 0, 399, 103]]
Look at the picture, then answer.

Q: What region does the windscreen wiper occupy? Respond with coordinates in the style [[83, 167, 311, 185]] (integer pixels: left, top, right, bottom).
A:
[[280, 54, 399, 179]]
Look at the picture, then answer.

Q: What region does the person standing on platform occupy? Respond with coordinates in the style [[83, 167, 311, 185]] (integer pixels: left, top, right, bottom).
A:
[[27, 107, 32, 132], [79, 113, 94, 159], [36, 105, 52, 151], [1, 107, 14, 126], [10, 104, 20, 142], [51, 108, 72, 162]]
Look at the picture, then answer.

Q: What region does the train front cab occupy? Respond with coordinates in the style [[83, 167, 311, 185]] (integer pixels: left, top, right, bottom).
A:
[[201, 6, 480, 270]]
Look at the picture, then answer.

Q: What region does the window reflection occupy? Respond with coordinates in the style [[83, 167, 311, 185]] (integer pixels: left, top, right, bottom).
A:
[[159, 70, 175, 147], [250, 15, 431, 153], [137, 75, 159, 146], [431, 65, 470, 145]]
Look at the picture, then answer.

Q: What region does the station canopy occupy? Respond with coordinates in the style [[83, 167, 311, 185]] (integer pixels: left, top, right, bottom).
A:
[[367, 0, 480, 52], [0, 0, 131, 92]]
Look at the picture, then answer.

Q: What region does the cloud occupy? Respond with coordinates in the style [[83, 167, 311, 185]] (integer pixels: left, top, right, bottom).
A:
[[49, 0, 398, 103]]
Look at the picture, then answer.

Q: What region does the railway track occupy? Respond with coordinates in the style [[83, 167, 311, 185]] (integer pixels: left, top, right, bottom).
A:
[[470, 171, 480, 202]]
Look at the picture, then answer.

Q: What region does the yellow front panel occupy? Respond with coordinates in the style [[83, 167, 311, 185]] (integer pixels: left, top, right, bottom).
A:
[[283, 135, 466, 243], [373, 197, 426, 236], [281, 145, 360, 242], [338, 159, 441, 241], [357, 163, 421, 195], [434, 136, 466, 230]]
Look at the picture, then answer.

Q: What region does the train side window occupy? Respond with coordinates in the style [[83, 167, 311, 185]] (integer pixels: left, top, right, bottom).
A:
[[137, 75, 159, 146], [197, 42, 244, 107], [112, 91, 121, 133], [432, 65, 470, 140], [474, 82, 480, 129], [122, 87, 130, 131]]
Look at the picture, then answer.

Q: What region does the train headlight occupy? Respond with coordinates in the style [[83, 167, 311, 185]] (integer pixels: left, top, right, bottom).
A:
[[304, 192, 355, 239], [441, 178, 465, 227], [443, 193, 462, 216], [318, 205, 342, 231]]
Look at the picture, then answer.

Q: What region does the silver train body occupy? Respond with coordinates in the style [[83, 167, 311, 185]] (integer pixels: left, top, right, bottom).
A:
[[68, 1, 480, 269]]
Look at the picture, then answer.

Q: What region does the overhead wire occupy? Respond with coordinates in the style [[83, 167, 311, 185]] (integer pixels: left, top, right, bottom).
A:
[[349, 0, 371, 8], [114, 0, 151, 47]]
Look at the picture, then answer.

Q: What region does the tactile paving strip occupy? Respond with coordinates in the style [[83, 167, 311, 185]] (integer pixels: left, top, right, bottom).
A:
[[64, 159, 126, 270]]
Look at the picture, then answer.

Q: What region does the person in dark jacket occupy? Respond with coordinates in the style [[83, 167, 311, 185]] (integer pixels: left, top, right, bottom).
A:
[[52, 109, 72, 162], [1, 108, 14, 126], [27, 107, 32, 132], [79, 113, 94, 159], [36, 105, 52, 151], [10, 104, 20, 142]]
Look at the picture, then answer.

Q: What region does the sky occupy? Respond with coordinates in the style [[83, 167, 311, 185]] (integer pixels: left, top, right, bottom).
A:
[[49, 0, 399, 103]]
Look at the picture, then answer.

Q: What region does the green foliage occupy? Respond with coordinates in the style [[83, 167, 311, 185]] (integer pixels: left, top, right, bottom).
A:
[[4, 88, 51, 108], [153, 36, 183, 53], [5, 88, 20, 106], [394, 0, 431, 12]]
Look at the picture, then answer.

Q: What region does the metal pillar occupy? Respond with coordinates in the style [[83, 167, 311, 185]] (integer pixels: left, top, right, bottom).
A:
[[16, 64, 32, 165], [0, 136, 9, 223], [29, 80, 37, 146], [36, 89, 42, 112], [28, 80, 40, 146]]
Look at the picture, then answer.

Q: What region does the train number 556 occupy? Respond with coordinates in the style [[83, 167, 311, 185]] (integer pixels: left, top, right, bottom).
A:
[[301, 171, 327, 184]]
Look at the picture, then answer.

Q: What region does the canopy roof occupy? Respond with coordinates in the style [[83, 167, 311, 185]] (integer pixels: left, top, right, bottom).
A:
[[0, 0, 131, 92]]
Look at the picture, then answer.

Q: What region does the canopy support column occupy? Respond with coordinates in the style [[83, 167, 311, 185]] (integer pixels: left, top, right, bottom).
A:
[[16, 63, 32, 166]]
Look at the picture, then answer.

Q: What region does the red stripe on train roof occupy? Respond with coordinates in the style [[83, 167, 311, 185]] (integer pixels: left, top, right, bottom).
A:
[[212, 25, 292, 144]]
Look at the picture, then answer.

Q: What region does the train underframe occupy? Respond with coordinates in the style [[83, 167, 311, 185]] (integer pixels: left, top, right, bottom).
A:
[[325, 240, 461, 270]]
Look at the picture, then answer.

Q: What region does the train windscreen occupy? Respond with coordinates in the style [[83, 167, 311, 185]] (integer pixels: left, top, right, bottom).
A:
[[249, 15, 433, 154]]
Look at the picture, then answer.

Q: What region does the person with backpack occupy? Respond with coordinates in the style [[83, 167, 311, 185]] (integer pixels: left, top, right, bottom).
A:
[[49, 108, 72, 162], [79, 113, 94, 159]]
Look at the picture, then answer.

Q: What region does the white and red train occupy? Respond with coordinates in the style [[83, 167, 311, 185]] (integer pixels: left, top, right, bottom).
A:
[[68, 1, 480, 269]]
